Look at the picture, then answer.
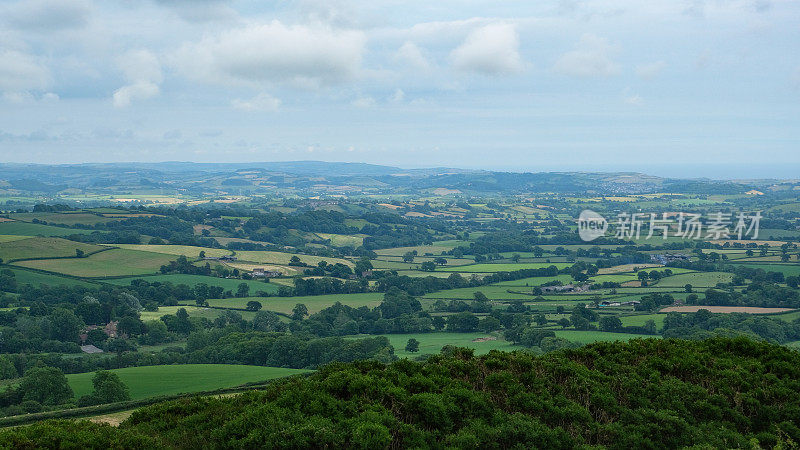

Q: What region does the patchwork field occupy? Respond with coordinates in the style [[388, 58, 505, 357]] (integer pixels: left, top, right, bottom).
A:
[[374, 333, 515, 358], [67, 365, 310, 401], [234, 251, 352, 267], [13, 248, 175, 277], [4, 267, 99, 288], [660, 305, 796, 314], [8, 212, 115, 226], [552, 330, 660, 344], [201, 292, 385, 314], [0, 237, 105, 262], [656, 272, 733, 287], [440, 263, 572, 273], [0, 221, 95, 237], [106, 274, 279, 294], [111, 244, 233, 258]]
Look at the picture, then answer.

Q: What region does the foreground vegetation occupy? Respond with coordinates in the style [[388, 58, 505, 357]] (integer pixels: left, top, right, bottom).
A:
[[2, 337, 799, 448]]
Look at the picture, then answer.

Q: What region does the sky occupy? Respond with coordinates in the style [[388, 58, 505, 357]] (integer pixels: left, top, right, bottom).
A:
[[0, 0, 799, 178]]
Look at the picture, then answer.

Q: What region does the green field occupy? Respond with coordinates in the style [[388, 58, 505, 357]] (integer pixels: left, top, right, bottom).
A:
[[234, 250, 352, 267], [728, 263, 800, 277], [67, 365, 310, 401], [201, 292, 385, 314], [0, 221, 96, 237], [139, 306, 257, 321], [553, 330, 660, 344], [490, 274, 574, 287], [0, 237, 105, 262], [368, 333, 515, 358], [618, 313, 666, 329], [656, 272, 733, 287], [0, 235, 30, 243], [374, 241, 470, 257], [111, 244, 233, 258], [106, 274, 279, 294], [13, 248, 175, 277], [4, 267, 99, 288], [440, 263, 572, 273], [8, 212, 115, 226]]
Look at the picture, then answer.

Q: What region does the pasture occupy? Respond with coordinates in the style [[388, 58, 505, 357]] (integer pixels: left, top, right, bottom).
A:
[[13, 248, 175, 277], [553, 330, 660, 344], [0, 221, 95, 237], [4, 267, 98, 288], [440, 263, 572, 273], [234, 250, 352, 267], [0, 237, 105, 262], [656, 272, 733, 287], [111, 244, 233, 258], [106, 274, 279, 294], [67, 365, 310, 401], [8, 212, 114, 226], [201, 292, 385, 314], [370, 333, 515, 358], [659, 305, 796, 314]]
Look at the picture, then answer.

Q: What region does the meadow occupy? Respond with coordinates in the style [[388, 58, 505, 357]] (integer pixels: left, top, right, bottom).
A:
[[111, 244, 233, 258], [199, 292, 385, 314], [0, 237, 105, 262], [234, 250, 352, 267], [67, 365, 310, 401], [440, 263, 573, 273], [13, 248, 175, 277], [0, 221, 95, 237], [4, 267, 98, 288], [107, 274, 279, 293]]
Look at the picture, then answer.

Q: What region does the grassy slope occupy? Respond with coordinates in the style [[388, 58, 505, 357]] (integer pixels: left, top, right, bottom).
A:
[[13, 248, 175, 277], [0, 221, 95, 237], [106, 274, 279, 293], [111, 244, 233, 258], [0, 237, 105, 262], [67, 365, 309, 401], [4, 267, 98, 288]]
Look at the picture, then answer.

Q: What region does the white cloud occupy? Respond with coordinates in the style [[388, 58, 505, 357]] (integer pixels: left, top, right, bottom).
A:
[[173, 21, 366, 89], [113, 50, 162, 108], [351, 96, 375, 108], [390, 88, 405, 103], [635, 61, 666, 80], [394, 42, 431, 71], [231, 92, 281, 112], [5, 0, 91, 31], [450, 23, 523, 75], [112, 82, 159, 108], [0, 50, 51, 92], [554, 34, 620, 77]]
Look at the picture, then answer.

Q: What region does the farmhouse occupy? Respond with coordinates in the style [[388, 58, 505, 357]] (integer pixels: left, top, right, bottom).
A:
[[204, 255, 238, 262], [251, 268, 282, 278], [650, 253, 690, 264]]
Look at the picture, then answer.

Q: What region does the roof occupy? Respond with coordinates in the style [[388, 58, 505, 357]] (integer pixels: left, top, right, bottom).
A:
[[80, 344, 104, 354]]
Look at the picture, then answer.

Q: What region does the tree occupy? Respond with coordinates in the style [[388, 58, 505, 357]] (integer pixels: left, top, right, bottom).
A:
[[447, 312, 480, 332], [684, 284, 693, 293], [434, 257, 448, 266], [236, 283, 250, 298], [199, 251, 206, 259], [534, 314, 547, 326], [405, 338, 420, 353], [420, 261, 436, 272], [79, 370, 131, 406], [402, 252, 415, 263], [246, 300, 263, 311], [75, 248, 84, 258], [49, 308, 83, 342], [19, 367, 73, 406], [557, 318, 571, 329], [599, 316, 622, 332], [292, 303, 308, 321], [511, 253, 521, 263], [637, 271, 649, 286]]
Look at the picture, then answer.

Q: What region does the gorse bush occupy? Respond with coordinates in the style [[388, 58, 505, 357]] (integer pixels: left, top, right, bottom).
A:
[[2, 337, 800, 448]]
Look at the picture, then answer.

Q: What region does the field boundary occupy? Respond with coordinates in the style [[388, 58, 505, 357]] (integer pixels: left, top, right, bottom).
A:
[[5, 245, 117, 264], [0, 372, 311, 428]]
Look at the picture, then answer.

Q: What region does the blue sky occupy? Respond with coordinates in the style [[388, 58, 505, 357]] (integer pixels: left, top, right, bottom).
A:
[[0, 0, 798, 177]]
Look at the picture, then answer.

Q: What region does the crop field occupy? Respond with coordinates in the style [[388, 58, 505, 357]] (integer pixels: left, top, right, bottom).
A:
[[728, 263, 800, 277], [0, 235, 30, 243], [553, 330, 660, 344], [0, 237, 105, 262], [656, 272, 733, 287], [619, 314, 666, 329], [111, 244, 233, 258], [440, 263, 572, 273], [139, 306, 257, 321], [67, 365, 310, 401], [370, 333, 515, 358], [660, 305, 796, 314], [492, 275, 575, 287], [13, 248, 175, 277], [4, 267, 98, 288], [234, 251, 352, 267], [201, 292, 385, 314], [8, 212, 115, 226], [374, 241, 469, 257], [0, 221, 95, 237], [106, 274, 279, 293]]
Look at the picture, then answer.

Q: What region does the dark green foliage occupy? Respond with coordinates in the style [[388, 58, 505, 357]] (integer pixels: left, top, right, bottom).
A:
[[78, 370, 131, 406], [4, 338, 800, 448]]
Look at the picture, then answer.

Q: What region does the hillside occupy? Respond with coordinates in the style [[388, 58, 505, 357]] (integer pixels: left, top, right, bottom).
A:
[[2, 337, 800, 448]]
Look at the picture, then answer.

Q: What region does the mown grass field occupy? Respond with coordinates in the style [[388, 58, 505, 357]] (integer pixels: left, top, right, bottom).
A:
[[0, 235, 30, 243], [0, 237, 105, 262], [370, 333, 515, 358], [13, 248, 175, 277], [492, 275, 575, 287], [200, 292, 385, 314], [110, 244, 233, 258], [656, 272, 733, 287], [4, 267, 98, 288], [106, 274, 279, 293], [234, 251, 352, 267], [0, 221, 95, 237], [67, 365, 310, 401], [8, 212, 115, 226], [553, 330, 660, 344], [727, 263, 800, 277], [139, 306, 257, 322], [440, 263, 572, 273]]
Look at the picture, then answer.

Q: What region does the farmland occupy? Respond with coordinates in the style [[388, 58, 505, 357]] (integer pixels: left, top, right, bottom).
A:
[[0, 237, 105, 262], [107, 274, 279, 294], [13, 248, 175, 277], [67, 365, 309, 401]]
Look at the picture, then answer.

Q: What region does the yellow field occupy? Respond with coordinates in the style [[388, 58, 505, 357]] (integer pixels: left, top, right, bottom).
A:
[[234, 250, 353, 267]]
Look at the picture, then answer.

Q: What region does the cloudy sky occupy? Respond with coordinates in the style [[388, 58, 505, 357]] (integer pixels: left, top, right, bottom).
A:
[[1, 0, 799, 177]]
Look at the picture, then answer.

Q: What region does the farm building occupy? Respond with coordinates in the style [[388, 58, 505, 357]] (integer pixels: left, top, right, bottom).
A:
[[251, 268, 282, 278]]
